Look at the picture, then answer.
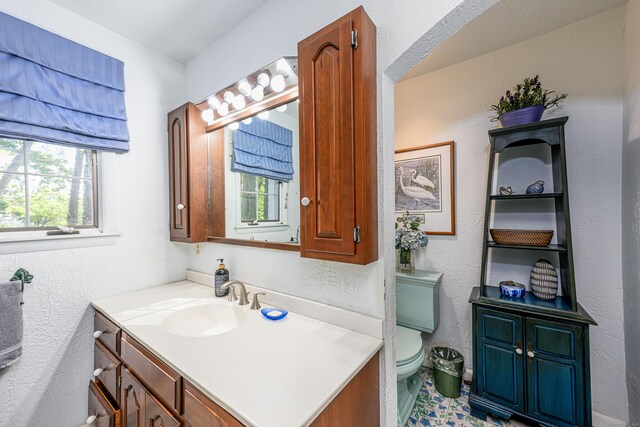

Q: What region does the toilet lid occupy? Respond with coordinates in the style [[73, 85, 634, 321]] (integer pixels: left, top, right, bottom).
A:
[[396, 325, 423, 365]]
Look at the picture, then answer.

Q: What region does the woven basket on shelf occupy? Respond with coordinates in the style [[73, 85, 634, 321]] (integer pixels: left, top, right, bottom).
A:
[[490, 229, 554, 247]]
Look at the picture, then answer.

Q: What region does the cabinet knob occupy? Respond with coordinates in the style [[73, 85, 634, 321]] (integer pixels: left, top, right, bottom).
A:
[[177, 203, 185, 210], [93, 368, 104, 377], [86, 415, 96, 424], [301, 197, 310, 206], [527, 351, 535, 358], [92, 331, 103, 339], [515, 348, 523, 355]]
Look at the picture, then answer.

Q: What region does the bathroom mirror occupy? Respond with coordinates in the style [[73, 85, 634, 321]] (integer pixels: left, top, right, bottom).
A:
[[221, 100, 300, 245]]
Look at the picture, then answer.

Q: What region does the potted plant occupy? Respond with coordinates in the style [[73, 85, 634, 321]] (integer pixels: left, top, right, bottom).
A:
[[491, 75, 567, 127], [395, 213, 429, 272]]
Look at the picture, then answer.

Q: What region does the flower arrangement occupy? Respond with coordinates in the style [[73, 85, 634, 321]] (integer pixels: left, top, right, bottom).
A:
[[490, 75, 567, 122], [395, 212, 429, 271]]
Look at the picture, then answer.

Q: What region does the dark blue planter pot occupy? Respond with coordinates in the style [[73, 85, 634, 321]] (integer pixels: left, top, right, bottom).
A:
[[498, 105, 545, 127]]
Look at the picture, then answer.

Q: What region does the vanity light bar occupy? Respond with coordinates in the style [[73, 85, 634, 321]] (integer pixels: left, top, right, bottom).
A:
[[198, 57, 298, 129]]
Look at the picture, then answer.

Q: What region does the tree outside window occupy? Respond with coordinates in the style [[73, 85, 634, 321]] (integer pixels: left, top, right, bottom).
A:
[[0, 138, 97, 230], [240, 173, 280, 223]]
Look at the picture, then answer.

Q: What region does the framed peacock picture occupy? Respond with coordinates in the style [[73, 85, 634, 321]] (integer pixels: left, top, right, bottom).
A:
[[395, 141, 455, 235]]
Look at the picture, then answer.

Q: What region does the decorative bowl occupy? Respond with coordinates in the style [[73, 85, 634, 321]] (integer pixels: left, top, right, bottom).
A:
[[499, 281, 526, 298]]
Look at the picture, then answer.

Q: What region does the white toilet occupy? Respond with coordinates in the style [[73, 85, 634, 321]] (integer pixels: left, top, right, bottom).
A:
[[396, 270, 442, 426]]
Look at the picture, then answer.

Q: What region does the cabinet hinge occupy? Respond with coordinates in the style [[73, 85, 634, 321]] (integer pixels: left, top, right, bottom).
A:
[[354, 225, 361, 244], [351, 30, 358, 48]]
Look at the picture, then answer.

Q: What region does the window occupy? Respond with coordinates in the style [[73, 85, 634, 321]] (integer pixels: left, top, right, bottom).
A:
[[0, 138, 98, 231], [239, 173, 282, 224]]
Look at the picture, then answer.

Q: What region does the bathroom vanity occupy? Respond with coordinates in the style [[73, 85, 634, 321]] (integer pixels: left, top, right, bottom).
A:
[[87, 273, 382, 427]]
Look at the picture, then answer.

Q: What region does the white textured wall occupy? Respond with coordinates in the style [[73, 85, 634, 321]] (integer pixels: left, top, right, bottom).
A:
[[623, 0, 640, 423], [395, 8, 628, 420], [0, 1, 189, 426], [184, 1, 498, 424]]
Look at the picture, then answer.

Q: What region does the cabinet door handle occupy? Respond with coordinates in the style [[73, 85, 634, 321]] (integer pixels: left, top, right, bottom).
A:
[[92, 330, 103, 339], [93, 368, 104, 377], [301, 197, 310, 206], [515, 348, 523, 355], [86, 415, 97, 424], [177, 203, 185, 210], [527, 351, 535, 359]]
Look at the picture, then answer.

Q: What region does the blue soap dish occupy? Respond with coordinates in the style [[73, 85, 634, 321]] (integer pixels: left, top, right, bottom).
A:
[[261, 307, 288, 321], [499, 281, 526, 298]]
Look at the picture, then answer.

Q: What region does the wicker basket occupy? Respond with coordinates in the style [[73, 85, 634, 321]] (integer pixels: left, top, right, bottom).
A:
[[490, 229, 554, 246]]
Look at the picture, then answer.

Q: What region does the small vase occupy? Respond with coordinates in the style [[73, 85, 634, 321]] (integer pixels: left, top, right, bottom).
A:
[[498, 105, 545, 127], [397, 248, 415, 272]]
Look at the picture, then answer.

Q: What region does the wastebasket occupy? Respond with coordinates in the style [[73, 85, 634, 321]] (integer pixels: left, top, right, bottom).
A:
[[430, 346, 464, 398]]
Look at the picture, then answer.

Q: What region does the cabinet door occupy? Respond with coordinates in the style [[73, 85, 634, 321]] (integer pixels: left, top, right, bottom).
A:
[[168, 105, 189, 241], [298, 7, 377, 264], [88, 380, 120, 427], [122, 368, 146, 427], [526, 318, 585, 427], [475, 308, 525, 413], [146, 391, 181, 427], [167, 103, 208, 243]]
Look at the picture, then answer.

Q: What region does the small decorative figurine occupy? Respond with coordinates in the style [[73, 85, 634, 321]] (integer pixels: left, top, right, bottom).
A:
[[499, 186, 513, 195], [530, 259, 558, 300], [526, 180, 545, 194]]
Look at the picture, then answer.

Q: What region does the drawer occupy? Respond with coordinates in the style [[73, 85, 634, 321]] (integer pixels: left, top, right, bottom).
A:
[[94, 340, 121, 403], [94, 311, 121, 356], [183, 381, 243, 427], [121, 332, 182, 413], [88, 380, 121, 427]]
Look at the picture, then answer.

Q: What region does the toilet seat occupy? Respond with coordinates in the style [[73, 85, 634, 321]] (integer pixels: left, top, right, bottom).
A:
[[396, 325, 423, 365]]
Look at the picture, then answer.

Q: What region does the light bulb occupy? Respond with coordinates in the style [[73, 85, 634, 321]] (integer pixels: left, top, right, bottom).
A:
[[257, 72, 270, 88], [238, 81, 251, 97], [232, 94, 246, 110], [228, 122, 240, 130], [257, 111, 270, 120], [208, 97, 220, 110], [270, 74, 286, 92], [223, 91, 235, 104], [217, 102, 229, 116], [251, 85, 264, 101], [242, 117, 253, 125], [276, 104, 287, 113], [276, 58, 292, 77], [201, 108, 214, 123]]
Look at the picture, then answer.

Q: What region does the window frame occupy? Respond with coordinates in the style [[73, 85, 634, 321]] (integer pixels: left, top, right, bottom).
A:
[[0, 138, 101, 232], [234, 172, 288, 229]]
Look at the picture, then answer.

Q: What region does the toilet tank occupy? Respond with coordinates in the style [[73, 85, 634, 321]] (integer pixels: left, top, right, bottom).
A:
[[396, 270, 442, 333]]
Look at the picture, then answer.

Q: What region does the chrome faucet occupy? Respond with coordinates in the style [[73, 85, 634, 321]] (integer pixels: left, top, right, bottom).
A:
[[221, 280, 250, 305]]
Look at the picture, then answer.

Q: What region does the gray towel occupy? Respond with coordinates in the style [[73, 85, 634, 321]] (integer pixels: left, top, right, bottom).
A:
[[0, 281, 23, 369]]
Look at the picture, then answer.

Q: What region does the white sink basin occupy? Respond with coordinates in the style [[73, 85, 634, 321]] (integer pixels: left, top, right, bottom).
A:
[[163, 301, 247, 337]]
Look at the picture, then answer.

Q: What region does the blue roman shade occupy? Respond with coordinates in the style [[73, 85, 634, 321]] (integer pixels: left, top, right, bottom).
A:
[[0, 12, 130, 152], [232, 119, 294, 181]]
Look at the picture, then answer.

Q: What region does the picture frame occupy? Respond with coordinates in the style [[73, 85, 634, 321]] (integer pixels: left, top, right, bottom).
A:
[[395, 141, 455, 235]]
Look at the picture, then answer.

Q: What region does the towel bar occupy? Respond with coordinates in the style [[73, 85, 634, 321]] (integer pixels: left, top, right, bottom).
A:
[[10, 268, 33, 305]]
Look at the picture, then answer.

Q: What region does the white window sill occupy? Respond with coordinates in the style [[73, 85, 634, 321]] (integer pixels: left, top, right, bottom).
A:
[[0, 229, 121, 254], [234, 223, 288, 230]]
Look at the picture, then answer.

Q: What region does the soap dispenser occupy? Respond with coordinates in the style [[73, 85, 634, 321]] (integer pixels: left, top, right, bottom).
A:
[[215, 259, 230, 297]]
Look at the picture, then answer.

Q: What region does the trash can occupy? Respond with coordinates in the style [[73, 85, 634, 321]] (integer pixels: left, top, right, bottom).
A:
[[430, 346, 464, 398]]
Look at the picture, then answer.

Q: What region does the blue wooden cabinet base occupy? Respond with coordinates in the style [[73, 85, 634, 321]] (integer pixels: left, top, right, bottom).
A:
[[469, 289, 595, 427]]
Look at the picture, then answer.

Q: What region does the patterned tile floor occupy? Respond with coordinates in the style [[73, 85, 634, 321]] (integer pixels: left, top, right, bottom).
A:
[[405, 368, 529, 427]]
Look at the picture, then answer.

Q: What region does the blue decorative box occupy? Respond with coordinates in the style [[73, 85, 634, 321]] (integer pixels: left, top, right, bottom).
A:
[[499, 281, 526, 298]]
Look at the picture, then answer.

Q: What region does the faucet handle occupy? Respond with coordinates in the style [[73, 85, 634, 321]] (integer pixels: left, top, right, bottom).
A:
[[250, 293, 266, 310], [227, 286, 238, 302]]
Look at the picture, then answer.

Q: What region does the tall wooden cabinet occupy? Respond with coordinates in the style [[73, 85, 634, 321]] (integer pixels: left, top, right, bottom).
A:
[[469, 118, 596, 426], [167, 102, 208, 243], [298, 6, 378, 265]]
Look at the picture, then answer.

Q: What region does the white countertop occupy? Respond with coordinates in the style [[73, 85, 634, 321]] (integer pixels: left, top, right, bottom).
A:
[[92, 280, 382, 427]]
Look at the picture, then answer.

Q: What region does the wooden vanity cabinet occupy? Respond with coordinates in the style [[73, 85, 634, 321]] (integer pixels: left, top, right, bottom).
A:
[[298, 6, 378, 265], [91, 310, 379, 427], [167, 102, 208, 243]]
